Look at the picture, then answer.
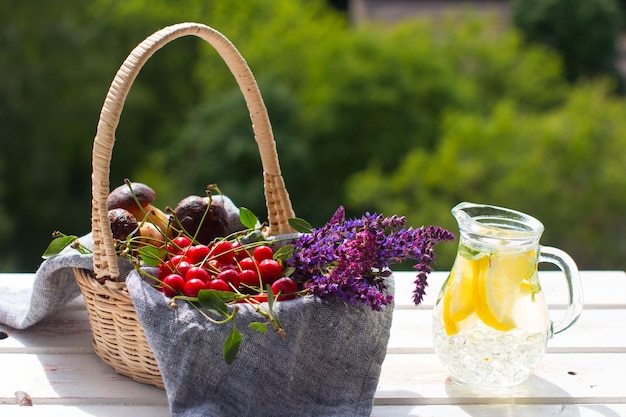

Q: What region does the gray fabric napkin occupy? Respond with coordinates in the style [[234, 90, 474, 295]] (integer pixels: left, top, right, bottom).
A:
[[0, 234, 93, 329], [0, 193, 393, 416], [127, 270, 394, 417]]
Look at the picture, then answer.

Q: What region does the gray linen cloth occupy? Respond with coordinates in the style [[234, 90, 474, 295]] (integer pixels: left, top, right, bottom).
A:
[[0, 234, 92, 329], [127, 269, 394, 417], [0, 193, 393, 416]]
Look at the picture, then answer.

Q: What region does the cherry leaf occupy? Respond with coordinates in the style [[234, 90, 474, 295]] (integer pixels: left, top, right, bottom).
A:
[[197, 290, 230, 317], [273, 244, 294, 262], [137, 245, 166, 266], [288, 217, 313, 233], [239, 207, 258, 229], [201, 289, 238, 303], [42, 235, 79, 259], [266, 284, 276, 310], [248, 321, 268, 333], [224, 325, 242, 365]]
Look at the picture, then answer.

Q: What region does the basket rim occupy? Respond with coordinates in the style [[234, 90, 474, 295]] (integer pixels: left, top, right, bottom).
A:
[[90, 23, 296, 281]]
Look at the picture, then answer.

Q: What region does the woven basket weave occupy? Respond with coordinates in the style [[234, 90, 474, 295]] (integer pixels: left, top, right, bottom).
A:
[[73, 22, 295, 388]]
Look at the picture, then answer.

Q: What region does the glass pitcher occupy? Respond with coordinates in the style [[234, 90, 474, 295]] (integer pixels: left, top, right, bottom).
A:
[[433, 202, 583, 390]]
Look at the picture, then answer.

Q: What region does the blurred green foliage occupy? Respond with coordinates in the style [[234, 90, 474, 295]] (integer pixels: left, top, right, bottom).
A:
[[512, 0, 623, 85], [1, 0, 625, 272]]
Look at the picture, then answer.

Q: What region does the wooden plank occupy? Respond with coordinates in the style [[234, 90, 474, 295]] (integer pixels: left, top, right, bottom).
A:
[[392, 270, 626, 308], [377, 353, 626, 404], [0, 274, 37, 291], [388, 309, 626, 353], [0, 405, 170, 416], [371, 404, 626, 417], [8, 292, 622, 356], [1, 403, 625, 417], [1, 351, 623, 405], [0, 306, 92, 353], [0, 353, 167, 405]]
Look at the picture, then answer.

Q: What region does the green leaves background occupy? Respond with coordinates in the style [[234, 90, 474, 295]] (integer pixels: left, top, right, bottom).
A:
[[2, 0, 625, 271]]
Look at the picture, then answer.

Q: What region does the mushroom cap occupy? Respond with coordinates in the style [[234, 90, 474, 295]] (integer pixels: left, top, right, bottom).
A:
[[174, 195, 229, 244], [108, 208, 139, 240], [107, 182, 156, 211]]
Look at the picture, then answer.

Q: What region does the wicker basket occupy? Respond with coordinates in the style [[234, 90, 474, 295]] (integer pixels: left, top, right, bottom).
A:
[[73, 22, 295, 388]]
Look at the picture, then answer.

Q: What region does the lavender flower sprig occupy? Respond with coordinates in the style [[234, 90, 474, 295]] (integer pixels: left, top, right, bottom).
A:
[[286, 206, 454, 310]]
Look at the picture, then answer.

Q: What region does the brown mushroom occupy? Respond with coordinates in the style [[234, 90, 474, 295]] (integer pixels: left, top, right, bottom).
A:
[[107, 182, 170, 234], [108, 208, 139, 240], [173, 195, 229, 245], [138, 222, 165, 246]]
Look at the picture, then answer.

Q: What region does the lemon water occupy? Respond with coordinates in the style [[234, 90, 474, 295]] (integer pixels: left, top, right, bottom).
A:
[[437, 202, 583, 390], [433, 246, 551, 389]]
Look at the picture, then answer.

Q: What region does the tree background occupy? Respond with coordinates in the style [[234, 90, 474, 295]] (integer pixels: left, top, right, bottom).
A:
[[1, 0, 625, 272]]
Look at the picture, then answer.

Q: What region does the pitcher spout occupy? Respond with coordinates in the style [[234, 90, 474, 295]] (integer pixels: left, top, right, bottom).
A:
[[451, 202, 544, 247]]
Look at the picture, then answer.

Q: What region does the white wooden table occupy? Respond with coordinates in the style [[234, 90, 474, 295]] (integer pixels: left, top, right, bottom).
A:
[[1, 270, 625, 416]]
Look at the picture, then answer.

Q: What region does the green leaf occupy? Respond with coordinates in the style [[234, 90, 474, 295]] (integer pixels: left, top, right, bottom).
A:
[[248, 321, 268, 333], [273, 244, 294, 262], [42, 235, 79, 259], [239, 207, 258, 229], [288, 217, 313, 233], [458, 244, 486, 261], [137, 245, 167, 266], [224, 325, 242, 365], [264, 284, 282, 330], [282, 265, 296, 277], [202, 289, 239, 303], [197, 290, 230, 317], [266, 284, 276, 310]]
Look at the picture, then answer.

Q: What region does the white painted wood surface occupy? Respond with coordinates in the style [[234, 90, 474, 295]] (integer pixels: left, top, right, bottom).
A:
[[0, 270, 624, 416]]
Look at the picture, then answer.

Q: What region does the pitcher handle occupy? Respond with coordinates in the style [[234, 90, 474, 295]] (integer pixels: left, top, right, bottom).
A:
[[539, 246, 584, 336]]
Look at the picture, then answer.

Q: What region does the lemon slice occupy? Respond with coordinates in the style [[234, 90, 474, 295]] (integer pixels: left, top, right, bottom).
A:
[[473, 250, 537, 331], [442, 272, 461, 336], [442, 254, 483, 335]]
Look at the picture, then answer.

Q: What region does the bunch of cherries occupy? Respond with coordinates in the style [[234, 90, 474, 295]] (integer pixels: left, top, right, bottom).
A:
[[156, 236, 298, 302]]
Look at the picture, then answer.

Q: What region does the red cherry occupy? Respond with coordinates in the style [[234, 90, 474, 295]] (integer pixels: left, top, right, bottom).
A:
[[203, 259, 221, 274], [171, 254, 187, 263], [258, 259, 283, 284], [236, 292, 267, 304], [175, 261, 191, 279], [174, 235, 192, 246], [187, 244, 211, 265], [162, 274, 185, 297], [207, 278, 231, 292], [159, 256, 189, 278], [238, 256, 257, 272], [216, 269, 240, 288], [210, 240, 235, 264], [173, 235, 192, 249], [183, 278, 207, 297], [238, 269, 259, 288], [166, 236, 192, 255], [231, 241, 249, 261], [185, 266, 210, 282], [251, 292, 268, 303], [219, 262, 238, 271], [253, 245, 274, 262], [271, 277, 298, 300], [158, 261, 174, 279]]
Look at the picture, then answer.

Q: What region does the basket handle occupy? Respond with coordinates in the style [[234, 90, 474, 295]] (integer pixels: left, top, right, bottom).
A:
[[91, 23, 295, 280]]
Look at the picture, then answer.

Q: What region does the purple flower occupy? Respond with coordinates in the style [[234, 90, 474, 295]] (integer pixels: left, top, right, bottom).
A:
[[286, 206, 454, 310]]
